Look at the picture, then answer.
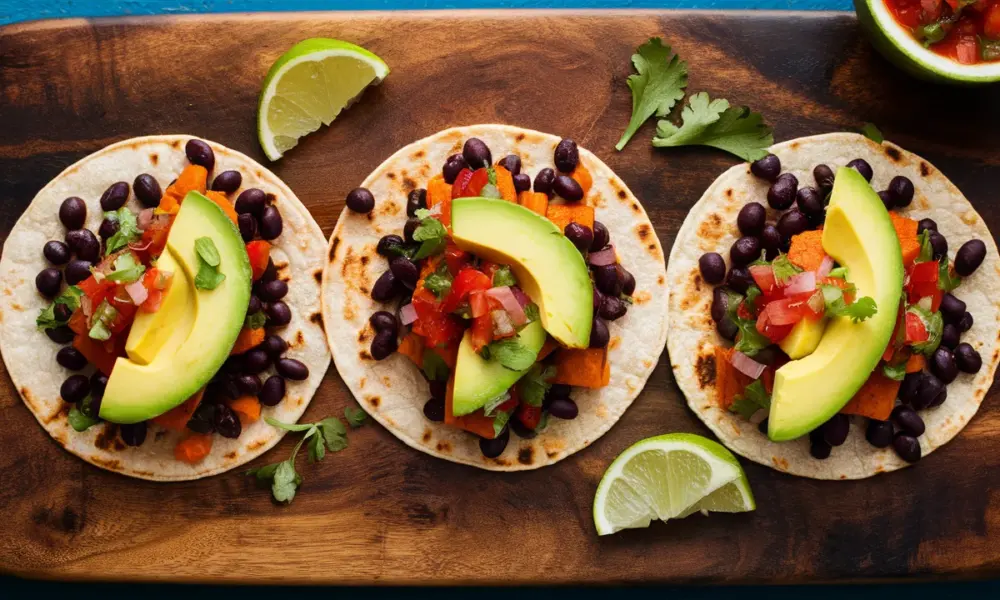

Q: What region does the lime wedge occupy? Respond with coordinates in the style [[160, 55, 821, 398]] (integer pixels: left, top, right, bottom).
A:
[[593, 433, 754, 536], [257, 38, 390, 161]]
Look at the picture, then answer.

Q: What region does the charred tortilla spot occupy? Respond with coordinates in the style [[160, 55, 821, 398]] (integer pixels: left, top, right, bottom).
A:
[[546, 450, 560, 459], [647, 243, 657, 253], [387, 172, 396, 180], [633, 290, 651, 304], [265, 193, 277, 206], [492, 458, 511, 466], [692, 272, 703, 292], [617, 190, 626, 200], [225, 451, 237, 460], [150, 153, 158, 165], [359, 285, 369, 295], [360, 350, 372, 360], [422, 429, 432, 443], [361, 255, 369, 266], [636, 224, 651, 241], [772, 457, 789, 470], [403, 177, 417, 192], [413, 150, 426, 159], [329, 237, 340, 263], [696, 213, 727, 244], [884, 146, 902, 162], [313, 270, 322, 283], [920, 162, 932, 177], [631, 202, 641, 213], [171, 140, 181, 149], [295, 331, 305, 347], [436, 441, 451, 453], [518, 447, 534, 465], [658, 275, 665, 285], [790, 142, 800, 150], [310, 312, 323, 330], [92, 457, 122, 470], [516, 133, 526, 142], [368, 396, 380, 408], [696, 352, 717, 389], [43, 402, 70, 424], [725, 189, 733, 198], [11, 303, 23, 311], [94, 424, 121, 451]]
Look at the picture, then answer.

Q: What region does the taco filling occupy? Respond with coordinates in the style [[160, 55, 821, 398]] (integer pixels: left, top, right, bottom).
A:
[[34, 139, 310, 463], [701, 152, 988, 465], [357, 136, 634, 458]]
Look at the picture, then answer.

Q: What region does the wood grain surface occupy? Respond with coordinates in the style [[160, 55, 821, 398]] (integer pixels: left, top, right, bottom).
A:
[[2, 10, 1000, 585]]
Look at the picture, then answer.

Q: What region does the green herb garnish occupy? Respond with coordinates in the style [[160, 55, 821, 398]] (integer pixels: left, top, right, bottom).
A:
[[195, 236, 221, 267], [523, 303, 540, 323], [917, 230, 934, 263], [344, 406, 367, 428], [519, 364, 556, 407], [68, 397, 101, 432], [919, 23, 946, 47], [909, 306, 943, 355], [424, 261, 453, 299], [485, 336, 539, 371], [193, 237, 226, 290], [616, 38, 689, 151], [483, 392, 511, 417], [105, 252, 146, 283], [826, 266, 849, 279], [771, 253, 802, 284], [652, 92, 773, 161], [981, 36, 1000, 61], [36, 285, 82, 330], [938, 259, 961, 292], [421, 349, 449, 382], [724, 289, 770, 357], [412, 209, 448, 260], [245, 311, 267, 330], [492, 265, 517, 288], [882, 361, 907, 382], [744, 285, 762, 314], [104, 208, 141, 255], [492, 411, 512, 438], [728, 380, 771, 420], [861, 122, 884, 144], [820, 285, 878, 323]]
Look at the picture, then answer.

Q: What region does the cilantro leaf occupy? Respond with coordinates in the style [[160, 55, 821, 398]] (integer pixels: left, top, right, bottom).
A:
[[728, 380, 770, 420], [882, 361, 907, 381], [483, 392, 511, 417], [104, 208, 141, 255], [820, 285, 878, 322], [909, 306, 943, 355], [938, 259, 962, 292], [421, 349, 449, 381], [486, 337, 539, 371], [253, 415, 356, 503], [424, 261, 453, 299], [725, 289, 770, 356], [68, 402, 100, 432], [272, 460, 301, 503], [105, 252, 146, 283], [195, 237, 221, 267], [264, 416, 316, 432], [652, 92, 773, 161], [982, 36, 1000, 61], [861, 123, 884, 144], [743, 285, 762, 314], [919, 22, 946, 46], [345, 406, 367, 428], [492, 410, 512, 439], [728, 397, 760, 420], [89, 320, 112, 341], [492, 265, 517, 288], [519, 364, 556, 407], [616, 38, 688, 151], [36, 286, 82, 330], [536, 412, 550, 433], [247, 463, 280, 483], [318, 417, 348, 452], [245, 311, 267, 330], [307, 431, 326, 463], [771, 253, 802, 284], [412, 216, 447, 260], [523, 303, 540, 323], [195, 261, 226, 290], [827, 266, 849, 279], [917, 230, 934, 263]]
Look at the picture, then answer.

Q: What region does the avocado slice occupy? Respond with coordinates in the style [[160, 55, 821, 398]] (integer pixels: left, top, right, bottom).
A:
[[768, 168, 904, 442], [452, 321, 547, 416], [778, 318, 826, 360], [450, 197, 593, 348], [100, 191, 252, 424]]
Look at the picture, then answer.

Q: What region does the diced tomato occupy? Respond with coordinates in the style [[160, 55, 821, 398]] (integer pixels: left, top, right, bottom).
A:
[[907, 260, 939, 303], [469, 291, 489, 318], [441, 268, 492, 313], [470, 314, 493, 351], [737, 301, 754, 320], [78, 275, 115, 307], [905, 311, 929, 344], [749, 265, 779, 299], [756, 303, 794, 343], [411, 291, 464, 349], [68, 309, 88, 336], [139, 217, 171, 259], [73, 334, 118, 376], [919, 0, 943, 22], [516, 403, 542, 430], [454, 168, 490, 199], [107, 294, 137, 334], [987, 3, 1000, 39], [443, 242, 470, 276], [497, 398, 518, 414], [759, 298, 803, 327], [956, 36, 978, 65], [451, 169, 474, 199], [245, 240, 271, 281]]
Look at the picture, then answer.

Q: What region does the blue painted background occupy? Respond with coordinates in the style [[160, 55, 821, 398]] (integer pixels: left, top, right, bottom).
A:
[[2, 0, 851, 26]]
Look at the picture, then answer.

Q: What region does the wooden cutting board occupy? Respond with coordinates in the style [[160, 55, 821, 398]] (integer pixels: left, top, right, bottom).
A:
[[2, 10, 1000, 585]]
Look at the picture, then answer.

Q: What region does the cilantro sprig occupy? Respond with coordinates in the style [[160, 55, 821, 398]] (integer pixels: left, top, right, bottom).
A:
[[492, 265, 517, 288], [249, 413, 363, 504], [908, 306, 943, 356], [105, 252, 146, 283], [194, 236, 226, 290], [519, 364, 556, 407], [770, 254, 802, 285], [424, 260, 453, 299], [723, 289, 770, 357], [861, 123, 884, 144], [729, 380, 771, 420], [36, 285, 82, 331], [819, 285, 878, 323], [104, 208, 141, 255], [412, 209, 448, 260], [652, 92, 773, 161], [616, 38, 689, 151], [482, 336, 539, 371]]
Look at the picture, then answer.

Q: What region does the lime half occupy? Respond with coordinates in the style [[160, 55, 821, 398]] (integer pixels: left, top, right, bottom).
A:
[[258, 38, 390, 161], [593, 433, 754, 536]]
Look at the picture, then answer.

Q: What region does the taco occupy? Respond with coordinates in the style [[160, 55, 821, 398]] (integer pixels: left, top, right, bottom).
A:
[[667, 132, 999, 479], [0, 135, 329, 481], [322, 124, 668, 470]]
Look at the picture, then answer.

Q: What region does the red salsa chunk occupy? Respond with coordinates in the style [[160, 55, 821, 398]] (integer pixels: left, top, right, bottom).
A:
[[885, 0, 1000, 64]]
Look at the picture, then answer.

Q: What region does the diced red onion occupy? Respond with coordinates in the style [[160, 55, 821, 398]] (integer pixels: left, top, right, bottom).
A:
[[138, 208, 155, 231], [587, 245, 616, 266], [510, 286, 530, 308], [125, 281, 148, 306], [128, 240, 153, 252], [807, 290, 825, 314], [730, 351, 766, 380], [399, 303, 418, 326], [817, 255, 834, 278], [426, 204, 442, 217], [80, 295, 93, 319], [784, 271, 816, 295], [486, 286, 527, 325], [491, 310, 515, 337]]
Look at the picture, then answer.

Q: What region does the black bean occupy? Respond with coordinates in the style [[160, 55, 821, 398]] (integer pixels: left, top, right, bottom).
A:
[[498, 154, 522, 175], [510, 417, 537, 439], [211, 170, 242, 194], [899, 372, 922, 406], [940, 323, 960, 350], [716, 316, 739, 341], [767, 173, 798, 210], [36, 268, 62, 297], [554, 139, 579, 173], [590, 317, 610, 348], [442, 154, 469, 184], [259, 376, 286, 406], [423, 397, 445, 422], [60, 374, 90, 404], [243, 349, 271, 374], [512, 173, 531, 193], [463, 138, 492, 169], [266, 300, 292, 326], [46, 326, 75, 344], [592, 286, 604, 312], [131, 174, 162, 208], [369, 311, 398, 335], [758, 418, 769, 435], [892, 433, 921, 463], [246, 296, 262, 316], [66, 228, 101, 262], [915, 373, 945, 410], [553, 175, 584, 201], [370, 329, 398, 360], [730, 236, 761, 267], [822, 414, 850, 446], [236, 374, 263, 396], [599, 295, 628, 321], [813, 164, 835, 192], [847, 158, 873, 182], [564, 223, 593, 253], [429, 380, 448, 401], [750, 154, 781, 182], [593, 264, 622, 296], [618, 265, 636, 296], [549, 397, 579, 420], [917, 218, 937, 234], [809, 430, 832, 460], [377, 234, 405, 257], [371, 270, 399, 302], [59, 197, 87, 230], [699, 252, 727, 285], [777, 210, 809, 240], [865, 419, 894, 448], [389, 256, 419, 290], [479, 428, 509, 458], [43, 241, 71, 266], [711, 287, 730, 323], [940, 293, 966, 324], [760, 224, 783, 259], [275, 358, 309, 381], [403, 217, 421, 243], [98, 218, 120, 241], [235, 188, 266, 216], [929, 231, 948, 260], [955, 240, 986, 277], [185, 139, 215, 172], [119, 422, 147, 447], [955, 343, 982, 374], [796, 187, 824, 217], [405, 189, 427, 217], [54, 303, 73, 322], [260, 335, 287, 359], [726, 266, 754, 294], [888, 176, 914, 207], [259, 205, 283, 240], [737, 202, 766, 236], [56, 347, 88, 371], [959, 311, 974, 332], [346, 187, 376, 214], [877, 191, 894, 211], [186, 402, 216, 434], [261, 279, 289, 302], [547, 385, 571, 404], [90, 372, 109, 399], [590, 221, 610, 252], [99, 182, 130, 211], [213, 403, 241, 439], [534, 168, 556, 197], [237, 213, 257, 242], [891, 405, 925, 437]]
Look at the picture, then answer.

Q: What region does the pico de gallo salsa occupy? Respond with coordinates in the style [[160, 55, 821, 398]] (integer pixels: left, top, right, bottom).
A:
[[886, 0, 1000, 64]]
